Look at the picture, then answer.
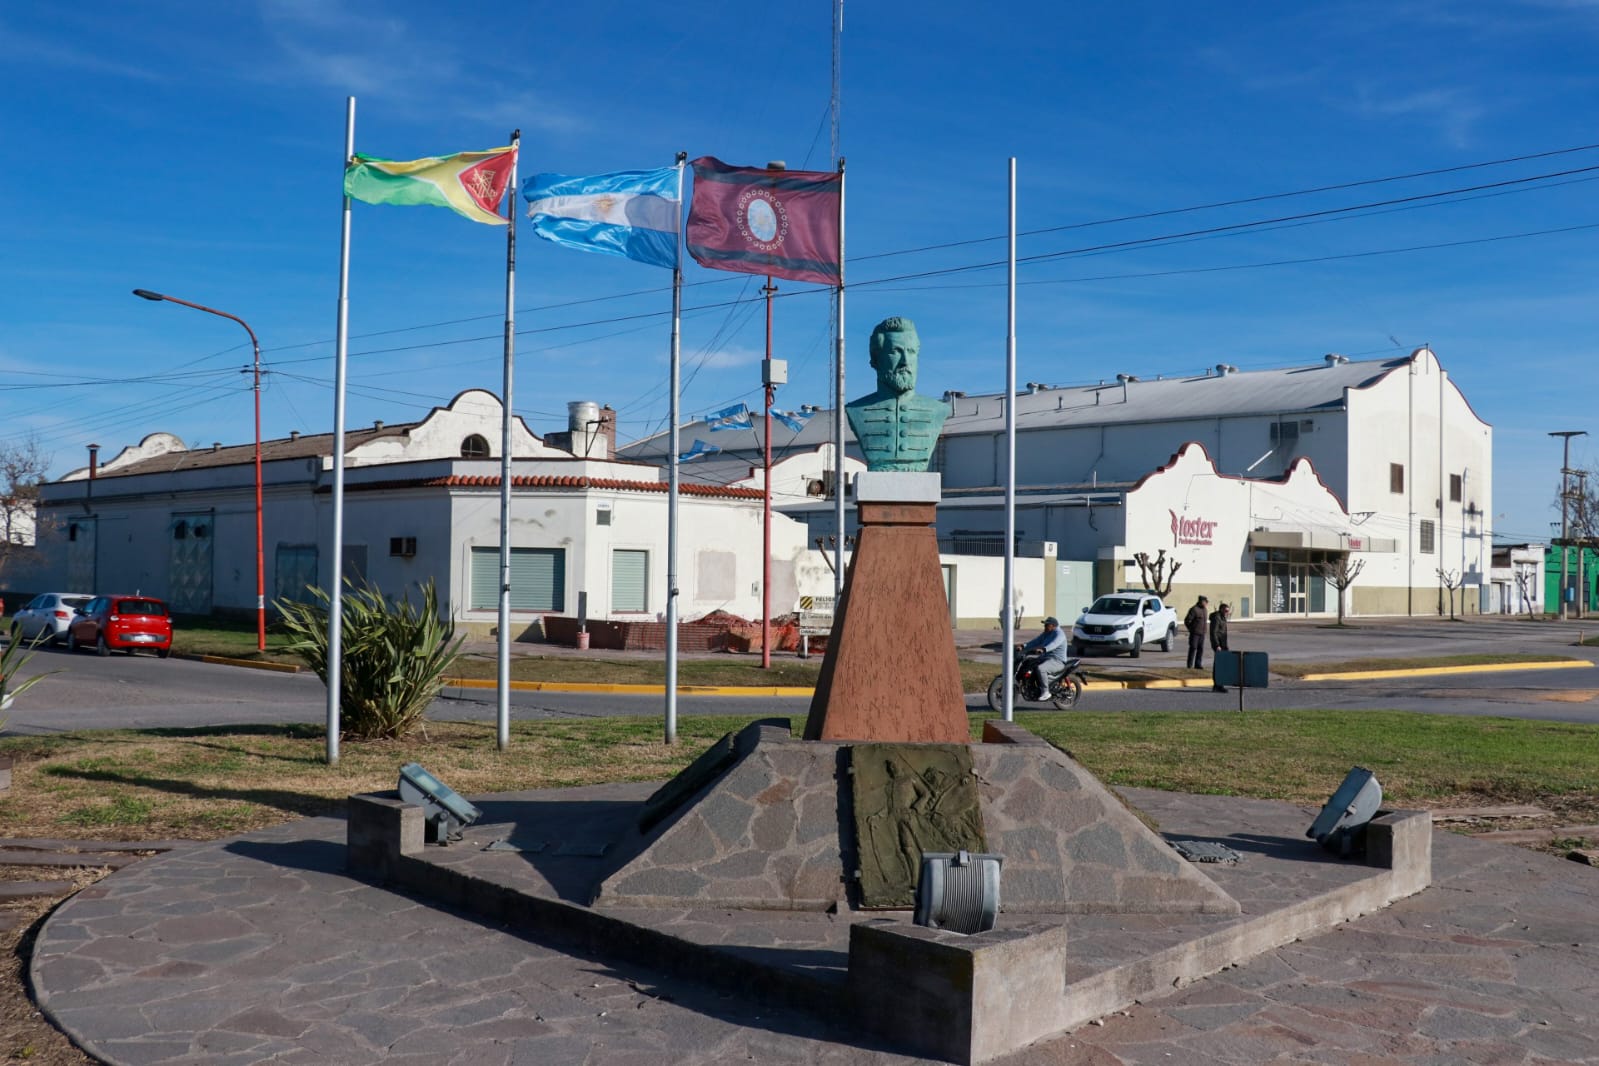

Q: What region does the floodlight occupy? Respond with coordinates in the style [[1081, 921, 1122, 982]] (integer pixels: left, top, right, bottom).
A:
[[1306, 767, 1383, 857], [397, 762, 482, 844], [913, 850, 1003, 935]]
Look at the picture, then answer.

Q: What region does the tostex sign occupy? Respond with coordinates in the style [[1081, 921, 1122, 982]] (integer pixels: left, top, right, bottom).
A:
[[1170, 509, 1217, 547]]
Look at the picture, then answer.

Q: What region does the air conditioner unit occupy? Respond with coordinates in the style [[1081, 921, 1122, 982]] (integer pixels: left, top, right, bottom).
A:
[[389, 536, 417, 558]]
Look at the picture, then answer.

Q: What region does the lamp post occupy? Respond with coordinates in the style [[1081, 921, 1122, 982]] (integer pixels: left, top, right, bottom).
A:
[[1549, 431, 1587, 621], [134, 289, 266, 651]]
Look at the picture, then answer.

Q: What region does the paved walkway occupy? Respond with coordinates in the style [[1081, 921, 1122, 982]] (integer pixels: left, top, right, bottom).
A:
[[29, 788, 1599, 1065]]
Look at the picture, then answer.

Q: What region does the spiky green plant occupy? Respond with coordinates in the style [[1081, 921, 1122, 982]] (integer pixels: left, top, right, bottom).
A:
[[276, 579, 464, 740], [1, 628, 58, 728]]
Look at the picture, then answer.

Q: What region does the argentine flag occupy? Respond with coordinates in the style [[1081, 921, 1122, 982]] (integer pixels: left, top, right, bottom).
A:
[[704, 403, 754, 432], [680, 439, 720, 462], [522, 167, 681, 269]]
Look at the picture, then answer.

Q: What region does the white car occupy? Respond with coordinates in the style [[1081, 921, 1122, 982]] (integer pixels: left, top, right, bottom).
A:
[[1069, 592, 1179, 658], [10, 592, 94, 646]]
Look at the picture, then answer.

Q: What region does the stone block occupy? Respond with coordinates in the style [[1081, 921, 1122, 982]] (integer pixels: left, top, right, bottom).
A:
[[848, 919, 1070, 1065], [1365, 809, 1432, 898], [346, 792, 423, 882]]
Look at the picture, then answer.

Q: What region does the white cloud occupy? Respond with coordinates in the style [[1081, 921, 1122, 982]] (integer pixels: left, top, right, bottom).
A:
[[252, 0, 580, 131]]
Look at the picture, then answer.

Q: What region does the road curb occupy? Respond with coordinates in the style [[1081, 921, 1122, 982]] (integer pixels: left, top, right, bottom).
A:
[[1296, 659, 1592, 681], [177, 653, 301, 674]]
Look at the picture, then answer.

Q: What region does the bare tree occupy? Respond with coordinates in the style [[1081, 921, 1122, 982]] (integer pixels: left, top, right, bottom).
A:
[[1131, 550, 1182, 597], [1436, 567, 1463, 620], [0, 437, 50, 583], [1512, 565, 1539, 621], [1316, 556, 1366, 626]]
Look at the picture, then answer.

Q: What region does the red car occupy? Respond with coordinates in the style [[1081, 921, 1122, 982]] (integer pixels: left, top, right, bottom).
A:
[[67, 595, 173, 658]]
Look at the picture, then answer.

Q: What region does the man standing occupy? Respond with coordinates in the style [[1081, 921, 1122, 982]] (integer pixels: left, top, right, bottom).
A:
[[1209, 602, 1231, 691], [1184, 595, 1209, 670]]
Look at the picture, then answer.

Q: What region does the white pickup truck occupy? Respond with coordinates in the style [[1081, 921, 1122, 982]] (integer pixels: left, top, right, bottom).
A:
[[1068, 591, 1179, 658]]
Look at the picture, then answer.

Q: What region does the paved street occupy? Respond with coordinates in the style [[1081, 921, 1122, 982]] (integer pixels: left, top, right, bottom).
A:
[[2, 615, 1596, 734]]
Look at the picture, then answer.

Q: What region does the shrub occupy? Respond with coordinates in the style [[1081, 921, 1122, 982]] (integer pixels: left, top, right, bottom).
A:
[[276, 580, 463, 740], [1, 628, 57, 728]]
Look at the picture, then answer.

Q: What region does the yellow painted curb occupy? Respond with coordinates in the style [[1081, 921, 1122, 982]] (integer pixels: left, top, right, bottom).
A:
[[1298, 660, 1593, 682], [1082, 678, 1213, 691]]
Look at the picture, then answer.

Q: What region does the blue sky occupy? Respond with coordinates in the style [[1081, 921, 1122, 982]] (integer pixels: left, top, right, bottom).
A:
[[2, 1, 1595, 541]]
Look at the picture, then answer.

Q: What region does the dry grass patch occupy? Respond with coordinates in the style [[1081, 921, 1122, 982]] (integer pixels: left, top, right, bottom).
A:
[[0, 717, 767, 842]]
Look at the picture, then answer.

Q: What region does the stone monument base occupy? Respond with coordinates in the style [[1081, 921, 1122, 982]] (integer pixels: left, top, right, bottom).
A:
[[804, 471, 970, 743], [346, 724, 1434, 1064]]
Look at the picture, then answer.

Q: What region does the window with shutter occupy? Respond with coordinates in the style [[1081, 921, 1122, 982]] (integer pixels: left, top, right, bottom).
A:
[[612, 549, 648, 612], [470, 547, 565, 611]]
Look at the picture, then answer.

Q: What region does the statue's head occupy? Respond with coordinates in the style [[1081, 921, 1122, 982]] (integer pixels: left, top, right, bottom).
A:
[[868, 316, 920, 396]]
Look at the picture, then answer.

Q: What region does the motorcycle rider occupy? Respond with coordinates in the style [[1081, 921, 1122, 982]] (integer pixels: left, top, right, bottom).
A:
[[1022, 616, 1070, 699]]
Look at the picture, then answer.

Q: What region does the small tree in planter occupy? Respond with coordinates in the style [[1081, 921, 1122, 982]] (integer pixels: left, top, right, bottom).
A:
[[1316, 556, 1366, 627], [277, 579, 464, 741]]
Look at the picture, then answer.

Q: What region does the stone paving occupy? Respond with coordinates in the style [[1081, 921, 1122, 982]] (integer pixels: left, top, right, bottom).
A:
[[29, 788, 1599, 1065]]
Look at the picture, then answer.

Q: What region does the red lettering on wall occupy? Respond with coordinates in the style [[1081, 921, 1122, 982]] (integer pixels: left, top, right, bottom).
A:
[[1169, 509, 1217, 546]]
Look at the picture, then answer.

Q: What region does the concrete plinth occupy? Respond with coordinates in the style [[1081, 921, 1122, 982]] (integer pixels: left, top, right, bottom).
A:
[[805, 473, 969, 743]]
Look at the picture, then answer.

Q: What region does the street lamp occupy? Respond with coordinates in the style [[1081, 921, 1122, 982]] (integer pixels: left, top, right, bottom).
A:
[[133, 289, 267, 651]]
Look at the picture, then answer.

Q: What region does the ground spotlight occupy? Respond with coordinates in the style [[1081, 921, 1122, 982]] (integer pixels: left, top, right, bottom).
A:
[[914, 850, 1003, 935], [398, 762, 482, 844], [1307, 767, 1383, 857]]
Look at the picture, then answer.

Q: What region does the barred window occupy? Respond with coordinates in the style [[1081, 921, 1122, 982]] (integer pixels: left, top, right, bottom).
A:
[[1419, 519, 1435, 554]]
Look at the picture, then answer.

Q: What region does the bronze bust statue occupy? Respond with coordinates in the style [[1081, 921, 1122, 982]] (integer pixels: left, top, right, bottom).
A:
[[846, 316, 948, 471]]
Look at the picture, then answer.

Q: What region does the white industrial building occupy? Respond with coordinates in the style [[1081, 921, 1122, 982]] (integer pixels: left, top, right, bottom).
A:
[[626, 346, 1493, 619], [29, 390, 1047, 636]]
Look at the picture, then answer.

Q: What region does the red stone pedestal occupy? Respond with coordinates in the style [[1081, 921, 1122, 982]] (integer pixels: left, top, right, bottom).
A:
[[803, 496, 970, 743]]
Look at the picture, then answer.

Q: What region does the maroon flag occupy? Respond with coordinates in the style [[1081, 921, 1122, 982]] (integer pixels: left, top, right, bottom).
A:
[[686, 157, 841, 285]]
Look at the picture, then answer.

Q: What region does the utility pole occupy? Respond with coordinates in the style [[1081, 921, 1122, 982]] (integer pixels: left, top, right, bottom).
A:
[[1549, 430, 1587, 621], [1576, 470, 1589, 619]]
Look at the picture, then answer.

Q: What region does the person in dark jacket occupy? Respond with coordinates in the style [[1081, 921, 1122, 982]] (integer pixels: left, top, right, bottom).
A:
[[1183, 595, 1209, 670], [1209, 602, 1231, 691]]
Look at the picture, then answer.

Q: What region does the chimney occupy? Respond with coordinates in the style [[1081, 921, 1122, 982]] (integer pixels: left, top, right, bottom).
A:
[[87, 443, 100, 480], [1324, 353, 1348, 366], [597, 404, 617, 459], [212, 442, 222, 452], [289, 430, 300, 440], [373, 419, 384, 431], [1214, 364, 1238, 376]]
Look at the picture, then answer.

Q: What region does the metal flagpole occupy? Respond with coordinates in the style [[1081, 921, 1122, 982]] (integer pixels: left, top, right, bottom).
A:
[[327, 96, 356, 766], [833, 158, 846, 600], [831, 0, 845, 602], [496, 130, 520, 751], [665, 152, 687, 745], [1002, 158, 1017, 722]]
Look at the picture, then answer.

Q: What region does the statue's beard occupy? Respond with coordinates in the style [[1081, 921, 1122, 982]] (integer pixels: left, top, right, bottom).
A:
[[882, 368, 915, 394]]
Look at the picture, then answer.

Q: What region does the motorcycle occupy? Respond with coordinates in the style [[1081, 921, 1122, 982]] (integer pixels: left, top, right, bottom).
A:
[[986, 649, 1086, 711]]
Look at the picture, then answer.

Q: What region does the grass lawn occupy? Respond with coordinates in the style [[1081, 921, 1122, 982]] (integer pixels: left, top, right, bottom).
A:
[[2, 710, 1595, 842]]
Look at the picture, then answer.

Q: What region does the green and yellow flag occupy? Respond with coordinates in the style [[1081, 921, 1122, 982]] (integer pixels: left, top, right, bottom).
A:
[[344, 145, 517, 226]]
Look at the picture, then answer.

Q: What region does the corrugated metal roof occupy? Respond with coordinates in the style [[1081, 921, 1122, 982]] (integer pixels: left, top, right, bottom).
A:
[[620, 354, 1414, 459], [942, 355, 1407, 432]]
